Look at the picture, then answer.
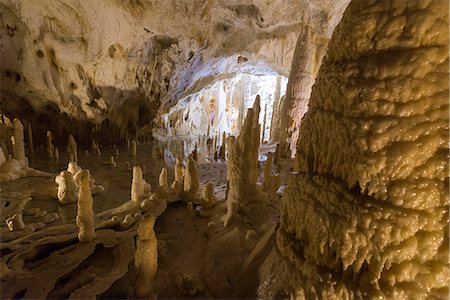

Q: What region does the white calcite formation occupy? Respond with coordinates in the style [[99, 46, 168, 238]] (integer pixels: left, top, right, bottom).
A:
[[55, 171, 78, 204], [173, 156, 184, 187], [183, 154, 200, 201], [222, 96, 261, 227], [67, 134, 78, 163], [0, 119, 51, 182], [46, 131, 54, 158], [12, 119, 27, 167], [159, 167, 168, 190], [131, 166, 151, 202], [73, 169, 96, 242], [260, 0, 449, 298], [134, 215, 158, 298]]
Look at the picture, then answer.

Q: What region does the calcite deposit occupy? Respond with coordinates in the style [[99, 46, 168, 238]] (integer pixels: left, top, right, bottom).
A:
[[0, 0, 447, 299]]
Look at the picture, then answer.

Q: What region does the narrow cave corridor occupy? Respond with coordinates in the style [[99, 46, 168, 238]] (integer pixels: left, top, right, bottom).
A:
[[0, 0, 448, 299]]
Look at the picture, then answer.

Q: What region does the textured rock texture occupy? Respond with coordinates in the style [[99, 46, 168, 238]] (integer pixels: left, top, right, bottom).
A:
[[0, 0, 345, 142], [260, 0, 449, 298]]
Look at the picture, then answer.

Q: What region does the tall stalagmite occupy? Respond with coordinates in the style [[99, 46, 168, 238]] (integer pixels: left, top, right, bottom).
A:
[[135, 215, 158, 298], [74, 170, 95, 242], [260, 0, 449, 298], [222, 95, 261, 227]]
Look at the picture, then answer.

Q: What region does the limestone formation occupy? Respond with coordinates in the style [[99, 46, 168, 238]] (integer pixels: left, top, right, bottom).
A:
[[46, 131, 54, 158], [67, 134, 78, 163], [5, 214, 25, 231], [218, 132, 226, 161], [67, 162, 81, 175], [159, 167, 168, 190], [183, 154, 199, 201], [12, 119, 27, 167], [73, 170, 95, 242], [130, 140, 137, 156], [260, 0, 449, 298], [55, 171, 78, 204], [174, 156, 184, 185], [222, 95, 261, 227], [131, 166, 151, 202], [202, 182, 216, 209], [135, 215, 158, 298]]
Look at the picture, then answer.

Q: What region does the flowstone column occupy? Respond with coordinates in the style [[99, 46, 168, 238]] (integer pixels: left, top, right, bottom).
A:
[[260, 0, 449, 298]]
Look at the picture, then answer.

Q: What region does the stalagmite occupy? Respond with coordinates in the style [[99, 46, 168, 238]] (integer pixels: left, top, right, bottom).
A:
[[135, 215, 158, 298], [131, 166, 151, 202], [67, 134, 78, 163], [183, 154, 199, 201], [130, 140, 137, 156], [261, 103, 267, 144], [26, 122, 33, 153], [46, 131, 54, 158], [12, 119, 27, 167], [159, 167, 168, 190], [6, 214, 25, 231], [54, 147, 60, 159], [260, 0, 449, 298], [55, 171, 78, 204], [273, 143, 280, 166], [218, 132, 226, 161], [73, 170, 95, 242], [222, 95, 261, 227], [174, 157, 184, 185], [202, 182, 215, 209], [67, 162, 81, 175]]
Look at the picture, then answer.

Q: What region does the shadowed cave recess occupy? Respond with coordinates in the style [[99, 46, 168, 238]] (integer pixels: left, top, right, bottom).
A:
[[0, 0, 448, 299]]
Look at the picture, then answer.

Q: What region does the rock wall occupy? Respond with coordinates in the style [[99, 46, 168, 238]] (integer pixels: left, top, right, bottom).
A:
[[260, 0, 449, 298]]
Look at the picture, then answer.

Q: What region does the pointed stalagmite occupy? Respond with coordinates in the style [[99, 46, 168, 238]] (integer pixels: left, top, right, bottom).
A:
[[131, 166, 150, 202], [219, 132, 226, 161], [261, 103, 267, 144], [67, 134, 78, 163], [159, 167, 168, 190], [73, 170, 95, 242], [46, 131, 54, 158], [274, 143, 280, 166], [222, 95, 261, 227], [135, 215, 158, 298], [12, 119, 27, 167], [130, 140, 137, 156], [183, 154, 199, 200], [174, 157, 184, 184]]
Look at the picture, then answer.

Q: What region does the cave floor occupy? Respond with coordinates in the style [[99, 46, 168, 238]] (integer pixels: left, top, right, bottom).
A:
[[1, 142, 289, 299]]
